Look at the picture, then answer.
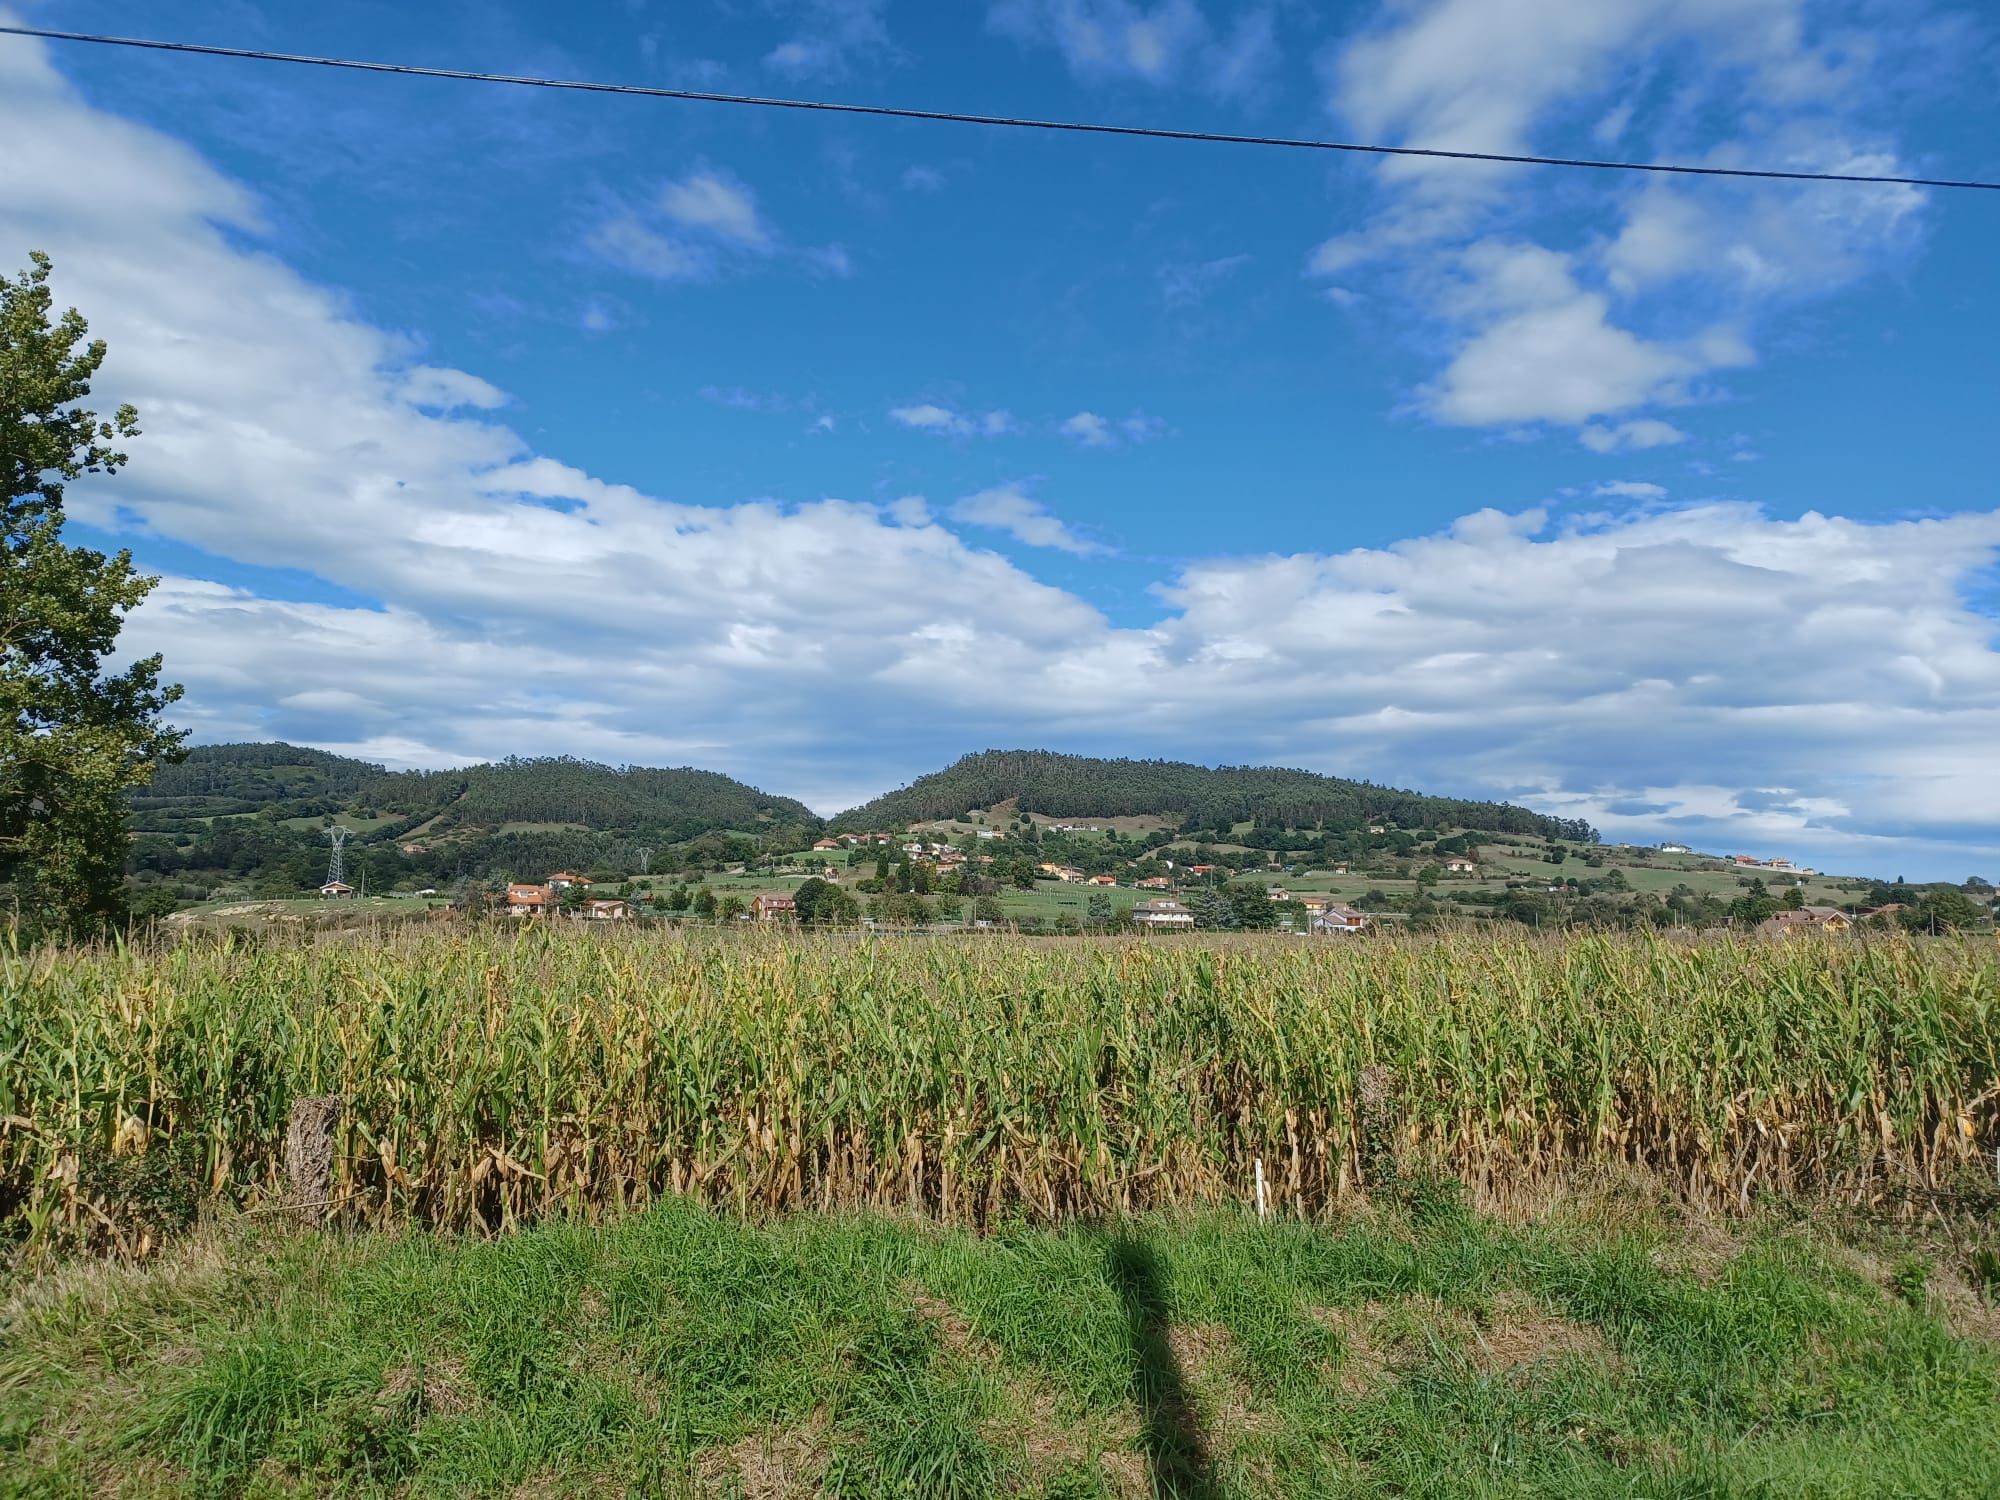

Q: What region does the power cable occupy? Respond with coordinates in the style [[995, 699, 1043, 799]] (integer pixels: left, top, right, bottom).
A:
[[5, 23, 1998, 193]]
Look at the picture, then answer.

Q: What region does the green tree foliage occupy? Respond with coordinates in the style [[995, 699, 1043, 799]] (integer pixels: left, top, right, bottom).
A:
[[2, 254, 184, 938], [793, 876, 859, 927], [1903, 888, 1983, 934], [369, 755, 819, 843], [829, 750, 1594, 842], [1226, 881, 1278, 930], [1084, 891, 1113, 927]]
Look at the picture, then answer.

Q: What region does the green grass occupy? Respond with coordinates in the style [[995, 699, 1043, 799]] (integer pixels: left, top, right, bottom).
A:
[[4, 1190, 1997, 1497]]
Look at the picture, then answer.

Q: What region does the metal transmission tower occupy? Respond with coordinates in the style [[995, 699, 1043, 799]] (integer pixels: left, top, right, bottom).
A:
[[325, 825, 353, 887], [637, 846, 654, 875]]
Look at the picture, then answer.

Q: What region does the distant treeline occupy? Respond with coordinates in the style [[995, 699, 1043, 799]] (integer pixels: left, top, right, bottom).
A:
[[367, 756, 820, 844], [833, 750, 1595, 842]]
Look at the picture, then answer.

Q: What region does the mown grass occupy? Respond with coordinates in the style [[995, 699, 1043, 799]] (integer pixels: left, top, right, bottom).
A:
[[3, 1186, 1998, 1497], [3, 929, 1996, 1252]]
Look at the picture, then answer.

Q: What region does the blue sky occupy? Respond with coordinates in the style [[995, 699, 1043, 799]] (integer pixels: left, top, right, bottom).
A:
[[4, 0, 1998, 877]]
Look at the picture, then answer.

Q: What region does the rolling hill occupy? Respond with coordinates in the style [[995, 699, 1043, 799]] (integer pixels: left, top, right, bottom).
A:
[[831, 750, 1595, 842]]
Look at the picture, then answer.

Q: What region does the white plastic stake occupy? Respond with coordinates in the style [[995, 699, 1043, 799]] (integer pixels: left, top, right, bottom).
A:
[[1254, 1156, 1268, 1221]]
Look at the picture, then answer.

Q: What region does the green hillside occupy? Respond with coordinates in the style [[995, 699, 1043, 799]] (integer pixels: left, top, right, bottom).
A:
[[126, 747, 821, 906], [368, 756, 821, 842], [130, 742, 385, 830], [833, 750, 1594, 842]]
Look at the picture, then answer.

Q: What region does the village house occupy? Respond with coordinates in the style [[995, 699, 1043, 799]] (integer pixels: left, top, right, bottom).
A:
[[586, 898, 630, 921], [1131, 899, 1195, 930], [1443, 855, 1477, 874], [1266, 886, 1292, 902], [1087, 874, 1117, 887], [1659, 842, 1693, 855], [1765, 857, 1793, 870], [1311, 904, 1370, 935], [1758, 906, 1851, 938], [545, 871, 591, 891], [506, 883, 552, 916], [1296, 894, 1333, 914], [1134, 876, 1173, 890], [753, 893, 796, 921], [317, 880, 355, 899], [812, 838, 842, 851], [975, 828, 1003, 839], [1731, 854, 1762, 867]]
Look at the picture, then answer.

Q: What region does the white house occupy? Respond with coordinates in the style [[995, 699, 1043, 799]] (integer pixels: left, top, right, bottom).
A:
[[1131, 899, 1195, 929]]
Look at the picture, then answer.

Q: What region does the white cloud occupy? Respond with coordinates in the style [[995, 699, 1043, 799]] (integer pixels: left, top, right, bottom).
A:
[[589, 168, 781, 281], [1060, 410, 1168, 448], [1594, 481, 1667, 501], [801, 243, 855, 278], [1580, 419, 1687, 454], [1158, 253, 1251, 308], [658, 170, 770, 249], [1312, 0, 1933, 439], [8, 26, 1998, 876], [1422, 242, 1752, 427], [889, 402, 1014, 438], [901, 165, 947, 192], [989, 1, 1277, 97], [1060, 412, 1115, 448], [762, 0, 892, 78], [400, 366, 509, 411], [949, 484, 1108, 555]]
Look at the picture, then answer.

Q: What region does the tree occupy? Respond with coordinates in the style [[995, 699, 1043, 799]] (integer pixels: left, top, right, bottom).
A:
[[794, 875, 859, 928], [972, 894, 1004, 924], [2, 254, 184, 938], [1085, 891, 1113, 927], [1226, 881, 1277, 930], [1904, 888, 1982, 934]]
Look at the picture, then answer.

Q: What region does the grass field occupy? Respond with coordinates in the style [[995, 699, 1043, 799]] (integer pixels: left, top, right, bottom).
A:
[[5, 1189, 1997, 1497], [4, 930, 1995, 1253]]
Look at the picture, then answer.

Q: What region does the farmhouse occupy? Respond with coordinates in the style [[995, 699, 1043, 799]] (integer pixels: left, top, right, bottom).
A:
[[1135, 876, 1173, 890], [586, 899, 630, 921], [506, 883, 551, 916], [1443, 855, 1477, 874], [812, 838, 841, 851], [1087, 874, 1117, 887], [546, 871, 591, 890], [1311, 904, 1370, 934], [317, 880, 355, 898], [1758, 906, 1851, 938], [1131, 899, 1195, 930], [1660, 842, 1693, 855], [753, 893, 796, 921]]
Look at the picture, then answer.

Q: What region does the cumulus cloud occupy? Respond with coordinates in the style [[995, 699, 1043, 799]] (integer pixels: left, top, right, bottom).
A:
[[889, 402, 1014, 438], [7, 26, 1998, 874], [1312, 0, 1933, 440], [989, 1, 1278, 98], [1594, 481, 1667, 501], [949, 485, 1108, 555]]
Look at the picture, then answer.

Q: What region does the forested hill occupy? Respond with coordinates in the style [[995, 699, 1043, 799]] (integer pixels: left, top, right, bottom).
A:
[[130, 747, 819, 846], [367, 757, 819, 842], [832, 750, 1596, 842], [132, 743, 386, 826]]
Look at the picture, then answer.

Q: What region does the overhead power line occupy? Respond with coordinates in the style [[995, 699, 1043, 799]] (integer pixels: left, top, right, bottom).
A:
[[6, 23, 1998, 194]]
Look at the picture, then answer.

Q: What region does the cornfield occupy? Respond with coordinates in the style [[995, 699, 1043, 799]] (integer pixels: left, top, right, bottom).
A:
[[3, 928, 1996, 1249]]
